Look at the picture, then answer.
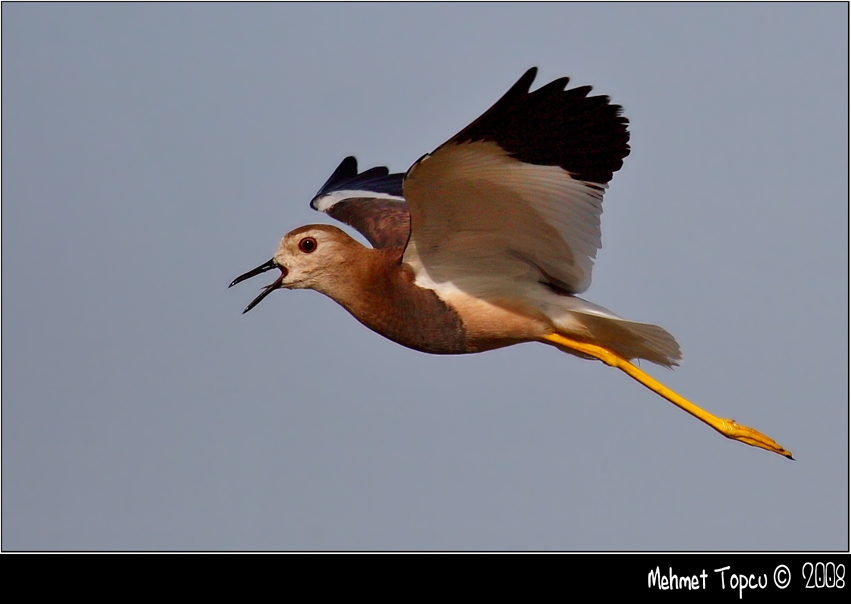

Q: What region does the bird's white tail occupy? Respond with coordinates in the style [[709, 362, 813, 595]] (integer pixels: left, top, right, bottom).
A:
[[547, 296, 682, 367]]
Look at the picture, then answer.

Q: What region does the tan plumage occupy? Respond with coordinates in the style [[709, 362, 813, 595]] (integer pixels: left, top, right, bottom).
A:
[[231, 68, 792, 459]]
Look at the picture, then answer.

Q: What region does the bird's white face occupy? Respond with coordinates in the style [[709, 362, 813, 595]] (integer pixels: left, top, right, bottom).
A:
[[229, 224, 359, 313], [272, 225, 355, 291]]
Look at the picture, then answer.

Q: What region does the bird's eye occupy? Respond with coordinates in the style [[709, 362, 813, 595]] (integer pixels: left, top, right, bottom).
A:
[[298, 237, 317, 253]]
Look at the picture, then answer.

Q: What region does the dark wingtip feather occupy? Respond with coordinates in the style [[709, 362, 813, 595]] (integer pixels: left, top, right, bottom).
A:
[[315, 156, 359, 200], [308, 157, 411, 249], [448, 69, 630, 184], [311, 157, 405, 210], [512, 67, 538, 94]]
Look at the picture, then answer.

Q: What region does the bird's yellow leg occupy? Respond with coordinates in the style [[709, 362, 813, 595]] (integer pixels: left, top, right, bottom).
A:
[[542, 333, 793, 459]]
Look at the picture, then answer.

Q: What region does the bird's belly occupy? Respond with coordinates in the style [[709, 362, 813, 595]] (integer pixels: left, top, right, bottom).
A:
[[436, 289, 552, 353]]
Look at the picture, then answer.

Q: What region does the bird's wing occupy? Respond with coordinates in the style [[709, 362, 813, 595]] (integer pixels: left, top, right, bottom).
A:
[[402, 67, 629, 295], [311, 156, 410, 249]]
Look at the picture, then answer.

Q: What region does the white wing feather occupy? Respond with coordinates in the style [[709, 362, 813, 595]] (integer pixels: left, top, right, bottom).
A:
[[403, 140, 604, 294], [401, 139, 682, 367]]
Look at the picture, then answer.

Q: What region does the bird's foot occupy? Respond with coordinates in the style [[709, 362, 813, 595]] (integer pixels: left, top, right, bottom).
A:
[[715, 418, 794, 460]]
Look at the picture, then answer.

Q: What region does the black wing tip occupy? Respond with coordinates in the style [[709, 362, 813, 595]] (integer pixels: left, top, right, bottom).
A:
[[311, 156, 405, 211], [450, 68, 630, 184], [339, 155, 357, 171], [516, 66, 539, 91], [315, 156, 359, 198]]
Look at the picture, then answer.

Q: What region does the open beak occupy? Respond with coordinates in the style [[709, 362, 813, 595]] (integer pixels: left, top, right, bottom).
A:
[[229, 259, 288, 314]]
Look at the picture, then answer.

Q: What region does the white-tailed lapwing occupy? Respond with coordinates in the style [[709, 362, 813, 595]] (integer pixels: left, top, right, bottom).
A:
[[231, 68, 792, 459]]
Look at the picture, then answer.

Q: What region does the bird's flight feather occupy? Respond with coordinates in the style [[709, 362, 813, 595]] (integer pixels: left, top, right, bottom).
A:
[[310, 156, 409, 249], [311, 68, 680, 366]]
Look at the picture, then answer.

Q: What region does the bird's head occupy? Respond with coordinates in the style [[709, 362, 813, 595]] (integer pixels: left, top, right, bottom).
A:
[[229, 224, 362, 313]]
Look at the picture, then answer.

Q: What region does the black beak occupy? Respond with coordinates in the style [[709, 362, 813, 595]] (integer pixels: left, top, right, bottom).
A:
[[229, 258, 277, 288], [229, 259, 288, 314]]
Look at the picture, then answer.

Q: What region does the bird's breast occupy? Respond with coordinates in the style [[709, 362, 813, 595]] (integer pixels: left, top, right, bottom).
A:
[[345, 279, 551, 355], [344, 278, 469, 355], [319, 249, 551, 355]]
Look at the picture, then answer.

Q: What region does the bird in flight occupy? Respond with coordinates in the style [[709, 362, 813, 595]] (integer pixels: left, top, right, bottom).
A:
[[231, 67, 792, 459]]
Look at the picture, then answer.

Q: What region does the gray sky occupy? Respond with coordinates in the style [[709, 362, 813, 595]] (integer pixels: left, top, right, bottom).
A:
[[2, 3, 847, 551]]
